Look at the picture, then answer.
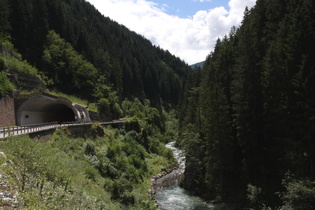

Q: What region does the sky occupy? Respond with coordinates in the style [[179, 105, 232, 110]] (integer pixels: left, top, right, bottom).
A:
[[86, 0, 257, 65]]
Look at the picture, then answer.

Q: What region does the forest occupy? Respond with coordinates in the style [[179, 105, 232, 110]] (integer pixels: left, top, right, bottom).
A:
[[179, 0, 315, 208]]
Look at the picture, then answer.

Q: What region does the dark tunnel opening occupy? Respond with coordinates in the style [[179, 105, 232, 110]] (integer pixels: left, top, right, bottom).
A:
[[17, 96, 77, 126], [40, 104, 76, 123]]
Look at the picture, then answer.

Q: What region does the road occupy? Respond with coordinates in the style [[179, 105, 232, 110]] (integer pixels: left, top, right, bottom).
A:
[[0, 119, 127, 139]]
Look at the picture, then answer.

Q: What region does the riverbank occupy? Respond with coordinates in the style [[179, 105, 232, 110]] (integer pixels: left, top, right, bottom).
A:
[[153, 142, 217, 210], [151, 164, 179, 195]]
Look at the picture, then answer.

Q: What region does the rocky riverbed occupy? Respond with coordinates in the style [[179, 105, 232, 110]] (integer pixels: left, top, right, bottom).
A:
[[151, 164, 179, 195], [151, 142, 217, 210]]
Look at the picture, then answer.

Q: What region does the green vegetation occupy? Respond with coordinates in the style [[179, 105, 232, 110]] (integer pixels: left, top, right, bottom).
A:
[[0, 72, 14, 98], [279, 173, 315, 210], [0, 36, 39, 76], [97, 91, 122, 121], [179, 0, 315, 208], [0, 118, 176, 209], [0, 35, 42, 96], [0, 55, 38, 76], [42, 30, 99, 99], [0, 94, 178, 209], [48, 91, 98, 112]]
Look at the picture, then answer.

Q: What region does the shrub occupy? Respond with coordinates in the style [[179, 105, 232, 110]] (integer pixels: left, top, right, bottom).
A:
[[84, 141, 96, 156], [279, 174, 315, 210], [86, 124, 105, 138], [1, 52, 38, 75], [247, 184, 262, 206], [124, 117, 141, 133], [107, 178, 135, 205], [97, 98, 111, 120], [84, 166, 97, 181], [0, 71, 14, 97]]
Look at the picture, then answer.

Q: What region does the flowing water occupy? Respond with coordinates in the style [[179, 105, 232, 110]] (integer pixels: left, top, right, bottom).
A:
[[154, 142, 222, 210]]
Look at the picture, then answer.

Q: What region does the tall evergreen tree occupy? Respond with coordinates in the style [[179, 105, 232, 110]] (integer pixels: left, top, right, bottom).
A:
[[0, 0, 11, 35]]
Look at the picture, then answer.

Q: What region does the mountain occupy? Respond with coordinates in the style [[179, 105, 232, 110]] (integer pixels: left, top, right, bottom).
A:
[[190, 61, 204, 69], [1, 0, 191, 108]]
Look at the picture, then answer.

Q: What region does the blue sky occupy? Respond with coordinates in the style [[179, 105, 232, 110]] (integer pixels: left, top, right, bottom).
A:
[[86, 0, 256, 64], [153, 0, 230, 18]]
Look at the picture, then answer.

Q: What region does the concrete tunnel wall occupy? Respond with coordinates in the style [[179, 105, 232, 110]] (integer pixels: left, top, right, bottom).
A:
[[16, 95, 91, 126]]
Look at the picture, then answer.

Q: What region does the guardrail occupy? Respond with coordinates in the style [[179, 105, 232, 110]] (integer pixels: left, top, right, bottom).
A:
[[0, 121, 90, 139], [0, 119, 129, 139]]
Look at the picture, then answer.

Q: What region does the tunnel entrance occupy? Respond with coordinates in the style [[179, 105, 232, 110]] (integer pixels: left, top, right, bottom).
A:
[[17, 95, 78, 126]]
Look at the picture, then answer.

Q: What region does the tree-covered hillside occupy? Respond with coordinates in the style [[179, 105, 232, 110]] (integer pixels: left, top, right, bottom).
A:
[[179, 0, 315, 208], [0, 1, 183, 208], [1, 0, 190, 108]]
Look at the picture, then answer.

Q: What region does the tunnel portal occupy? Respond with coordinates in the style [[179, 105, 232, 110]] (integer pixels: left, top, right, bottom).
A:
[[16, 95, 90, 126]]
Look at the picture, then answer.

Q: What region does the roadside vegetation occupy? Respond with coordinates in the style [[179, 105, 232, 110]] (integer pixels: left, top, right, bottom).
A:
[[48, 91, 98, 113], [0, 106, 177, 209]]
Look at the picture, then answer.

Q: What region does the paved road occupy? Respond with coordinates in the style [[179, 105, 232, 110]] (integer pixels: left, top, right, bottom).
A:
[[0, 119, 127, 139]]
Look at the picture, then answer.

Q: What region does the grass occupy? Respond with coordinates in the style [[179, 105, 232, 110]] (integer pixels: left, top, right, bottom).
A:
[[48, 91, 98, 112], [13, 90, 98, 112], [0, 124, 175, 209]]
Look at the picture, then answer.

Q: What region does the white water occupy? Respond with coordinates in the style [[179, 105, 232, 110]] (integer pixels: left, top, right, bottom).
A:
[[154, 142, 219, 210]]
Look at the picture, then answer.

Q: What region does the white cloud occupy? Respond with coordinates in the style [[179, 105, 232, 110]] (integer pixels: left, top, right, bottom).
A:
[[86, 0, 256, 65]]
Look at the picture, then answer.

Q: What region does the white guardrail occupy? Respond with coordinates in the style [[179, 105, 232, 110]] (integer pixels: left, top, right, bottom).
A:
[[0, 119, 128, 139]]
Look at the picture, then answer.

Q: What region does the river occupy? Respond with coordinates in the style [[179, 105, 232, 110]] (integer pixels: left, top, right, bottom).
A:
[[154, 142, 223, 210]]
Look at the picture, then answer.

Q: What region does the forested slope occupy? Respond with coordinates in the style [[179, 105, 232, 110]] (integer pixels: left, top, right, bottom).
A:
[[1, 0, 190, 108], [179, 0, 315, 208], [0, 1, 183, 208]]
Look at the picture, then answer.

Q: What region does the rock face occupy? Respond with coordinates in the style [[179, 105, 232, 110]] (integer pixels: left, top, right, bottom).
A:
[[150, 165, 179, 195], [7, 70, 45, 91], [88, 111, 102, 121]]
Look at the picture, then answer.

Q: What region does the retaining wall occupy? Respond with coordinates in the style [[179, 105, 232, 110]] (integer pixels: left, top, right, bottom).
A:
[[0, 96, 16, 127]]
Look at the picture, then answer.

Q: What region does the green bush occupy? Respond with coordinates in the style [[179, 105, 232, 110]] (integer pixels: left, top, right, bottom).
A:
[[84, 141, 96, 156], [84, 166, 97, 181], [124, 117, 141, 133], [106, 178, 135, 205], [280, 174, 315, 210], [0, 54, 38, 75], [0, 71, 13, 97], [98, 98, 110, 111], [85, 124, 105, 139]]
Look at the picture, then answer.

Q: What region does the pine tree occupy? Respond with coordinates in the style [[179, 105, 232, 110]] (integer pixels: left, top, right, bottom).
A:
[[0, 0, 11, 35]]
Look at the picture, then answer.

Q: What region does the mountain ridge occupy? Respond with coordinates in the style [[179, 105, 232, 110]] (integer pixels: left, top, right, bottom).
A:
[[190, 61, 204, 69]]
